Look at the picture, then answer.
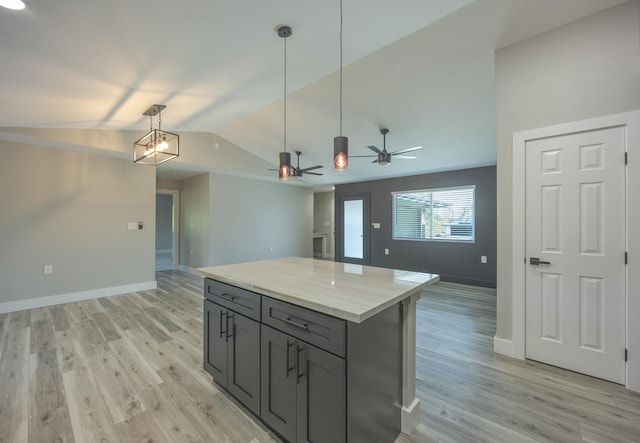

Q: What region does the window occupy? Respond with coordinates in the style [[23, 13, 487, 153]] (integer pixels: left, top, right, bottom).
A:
[[392, 186, 475, 242]]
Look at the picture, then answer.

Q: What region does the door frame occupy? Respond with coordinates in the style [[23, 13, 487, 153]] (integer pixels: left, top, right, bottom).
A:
[[335, 192, 371, 265], [157, 188, 180, 270], [510, 110, 640, 391]]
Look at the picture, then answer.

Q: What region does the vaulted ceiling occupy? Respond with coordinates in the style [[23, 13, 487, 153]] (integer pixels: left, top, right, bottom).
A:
[[0, 0, 628, 187]]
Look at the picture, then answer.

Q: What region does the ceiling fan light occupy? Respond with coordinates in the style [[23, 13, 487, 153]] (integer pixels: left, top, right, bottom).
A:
[[334, 136, 348, 171], [279, 151, 291, 181], [379, 152, 391, 166]]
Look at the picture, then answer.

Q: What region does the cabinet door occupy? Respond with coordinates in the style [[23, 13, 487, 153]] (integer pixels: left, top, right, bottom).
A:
[[203, 300, 228, 387], [228, 312, 261, 416], [297, 344, 346, 443], [261, 325, 297, 443]]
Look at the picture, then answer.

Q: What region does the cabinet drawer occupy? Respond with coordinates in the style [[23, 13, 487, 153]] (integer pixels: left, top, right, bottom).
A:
[[262, 297, 346, 357], [205, 279, 261, 321]]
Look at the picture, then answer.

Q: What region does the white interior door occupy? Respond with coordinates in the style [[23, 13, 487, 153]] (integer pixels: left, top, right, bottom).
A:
[[525, 127, 626, 384]]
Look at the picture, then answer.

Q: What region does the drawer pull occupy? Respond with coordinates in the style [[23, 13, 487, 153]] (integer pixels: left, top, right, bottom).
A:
[[283, 317, 309, 331], [219, 293, 236, 302]]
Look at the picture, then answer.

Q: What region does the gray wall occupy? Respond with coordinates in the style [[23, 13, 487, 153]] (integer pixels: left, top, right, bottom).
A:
[[335, 166, 496, 287], [180, 173, 210, 269], [156, 194, 173, 251], [209, 174, 313, 265], [0, 140, 155, 304], [313, 191, 334, 258], [495, 1, 640, 340]]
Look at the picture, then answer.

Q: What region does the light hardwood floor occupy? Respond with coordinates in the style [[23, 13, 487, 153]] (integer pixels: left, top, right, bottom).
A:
[[1, 272, 638, 442]]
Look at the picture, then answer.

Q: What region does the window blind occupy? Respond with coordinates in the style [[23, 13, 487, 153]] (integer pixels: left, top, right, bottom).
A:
[[392, 186, 475, 242]]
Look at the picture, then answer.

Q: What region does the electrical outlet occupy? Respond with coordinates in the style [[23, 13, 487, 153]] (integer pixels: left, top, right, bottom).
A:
[[44, 265, 53, 274], [481, 255, 487, 264], [190, 248, 194, 255], [385, 248, 389, 255]]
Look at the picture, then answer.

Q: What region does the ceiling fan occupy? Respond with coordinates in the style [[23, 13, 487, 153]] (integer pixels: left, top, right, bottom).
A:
[[269, 150, 323, 177], [352, 128, 424, 166]]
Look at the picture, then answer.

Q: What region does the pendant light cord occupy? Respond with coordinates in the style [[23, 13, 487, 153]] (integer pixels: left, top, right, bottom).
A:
[[284, 35, 287, 153], [339, 0, 343, 136]]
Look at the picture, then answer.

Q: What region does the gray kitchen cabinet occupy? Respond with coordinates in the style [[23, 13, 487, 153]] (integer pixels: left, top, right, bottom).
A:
[[204, 278, 403, 443], [261, 324, 346, 443], [260, 324, 298, 442], [203, 280, 261, 416]]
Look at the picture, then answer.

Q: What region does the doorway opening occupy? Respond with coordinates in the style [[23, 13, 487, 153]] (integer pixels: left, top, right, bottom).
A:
[[156, 189, 180, 271]]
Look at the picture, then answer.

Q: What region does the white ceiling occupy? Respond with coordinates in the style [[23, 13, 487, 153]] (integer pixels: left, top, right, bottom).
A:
[[0, 0, 628, 188]]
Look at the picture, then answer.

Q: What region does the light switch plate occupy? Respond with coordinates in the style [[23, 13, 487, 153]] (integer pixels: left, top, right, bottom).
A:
[[372, 223, 381, 229]]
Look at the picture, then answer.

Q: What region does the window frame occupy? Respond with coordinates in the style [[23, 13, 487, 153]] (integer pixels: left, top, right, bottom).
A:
[[392, 185, 476, 244]]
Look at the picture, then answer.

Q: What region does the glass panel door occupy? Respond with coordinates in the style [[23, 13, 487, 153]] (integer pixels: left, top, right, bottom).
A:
[[337, 193, 370, 265], [343, 199, 363, 259]]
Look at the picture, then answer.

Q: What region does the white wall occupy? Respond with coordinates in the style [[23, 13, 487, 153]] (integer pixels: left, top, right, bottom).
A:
[[495, 1, 640, 340], [0, 140, 156, 309], [180, 173, 210, 269], [156, 194, 173, 251], [209, 174, 313, 265]]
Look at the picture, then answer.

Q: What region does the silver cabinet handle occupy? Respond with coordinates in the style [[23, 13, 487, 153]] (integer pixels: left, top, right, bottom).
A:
[[283, 317, 309, 331]]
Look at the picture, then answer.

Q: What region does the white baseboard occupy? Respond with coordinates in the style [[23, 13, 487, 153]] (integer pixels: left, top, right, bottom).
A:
[[0, 281, 157, 314], [493, 335, 514, 357], [401, 398, 421, 435]]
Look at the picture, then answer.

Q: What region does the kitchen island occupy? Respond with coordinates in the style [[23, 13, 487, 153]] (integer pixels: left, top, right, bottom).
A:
[[199, 257, 438, 443]]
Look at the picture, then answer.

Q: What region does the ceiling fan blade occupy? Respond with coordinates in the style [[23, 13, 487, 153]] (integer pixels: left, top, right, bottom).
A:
[[390, 146, 424, 155], [367, 145, 382, 154], [301, 165, 323, 172], [393, 155, 417, 160], [371, 158, 380, 164], [305, 171, 323, 176]]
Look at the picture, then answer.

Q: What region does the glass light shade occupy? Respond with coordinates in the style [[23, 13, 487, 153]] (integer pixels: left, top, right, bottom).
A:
[[133, 129, 179, 165], [378, 152, 391, 166], [279, 151, 291, 181], [334, 136, 348, 171]]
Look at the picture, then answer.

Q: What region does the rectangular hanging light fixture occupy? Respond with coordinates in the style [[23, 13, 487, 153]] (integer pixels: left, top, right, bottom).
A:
[[133, 104, 179, 166]]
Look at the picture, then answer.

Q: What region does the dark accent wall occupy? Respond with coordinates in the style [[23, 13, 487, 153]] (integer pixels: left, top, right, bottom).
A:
[[335, 166, 496, 287]]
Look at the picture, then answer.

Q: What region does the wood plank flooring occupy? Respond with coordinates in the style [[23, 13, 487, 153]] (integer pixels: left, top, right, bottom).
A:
[[0, 272, 638, 442]]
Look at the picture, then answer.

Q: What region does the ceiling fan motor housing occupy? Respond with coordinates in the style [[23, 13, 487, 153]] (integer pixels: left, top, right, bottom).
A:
[[378, 152, 391, 165]]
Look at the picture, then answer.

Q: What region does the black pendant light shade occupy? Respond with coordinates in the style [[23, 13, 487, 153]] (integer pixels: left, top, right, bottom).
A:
[[334, 136, 348, 171], [279, 151, 291, 181]]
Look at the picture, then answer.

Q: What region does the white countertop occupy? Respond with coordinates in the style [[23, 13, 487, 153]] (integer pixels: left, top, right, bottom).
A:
[[198, 257, 439, 323]]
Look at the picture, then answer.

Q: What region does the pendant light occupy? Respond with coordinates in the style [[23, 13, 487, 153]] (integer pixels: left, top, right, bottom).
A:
[[333, 0, 348, 171], [277, 25, 292, 181], [133, 104, 179, 166]]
